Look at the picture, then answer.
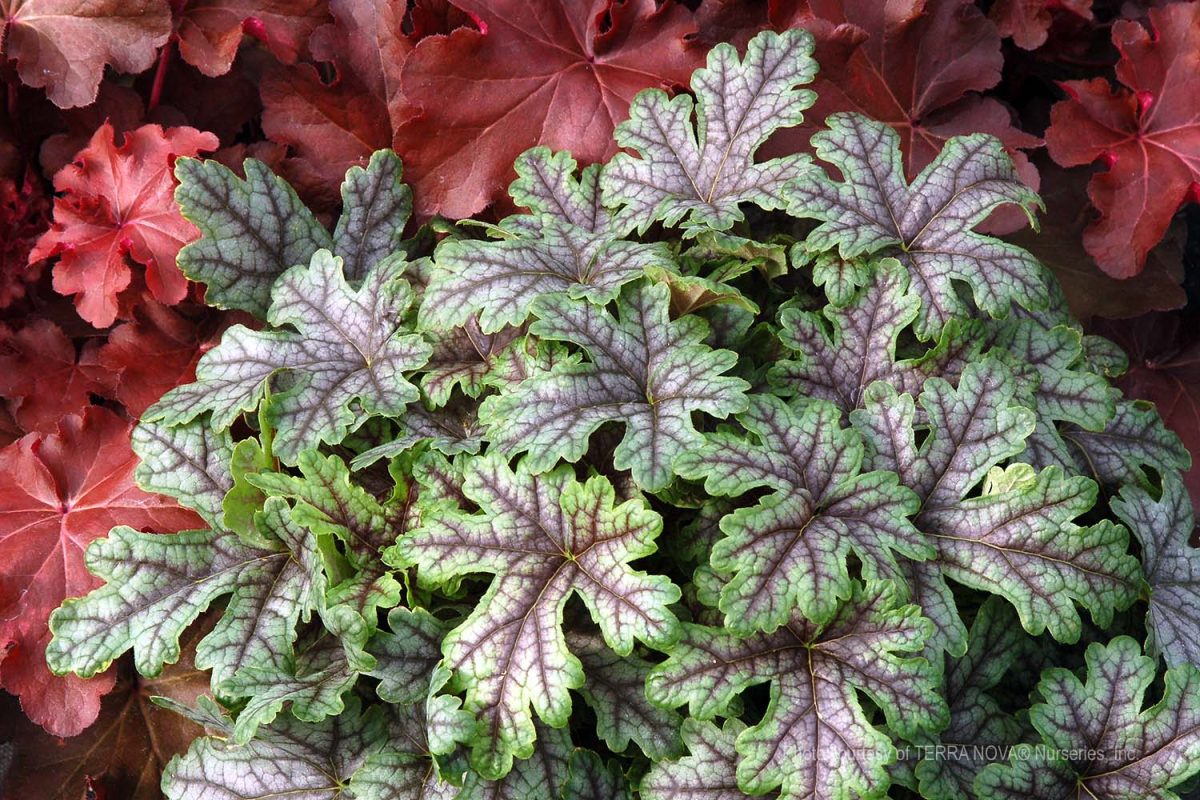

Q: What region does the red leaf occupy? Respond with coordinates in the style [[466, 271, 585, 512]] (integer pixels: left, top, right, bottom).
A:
[[988, 0, 1094, 50], [174, 0, 330, 77], [392, 0, 706, 219], [0, 171, 50, 311], [29, 123, 219, 328], [259, 63, 392, 211], [0, 0, 172, 109], [0, 622, 212, 800], [0, 406, 203, 736], [307, 0, 430, 132], [0, 320, 115, 433], [98, 299, 237, 417], [37, 85, 149, 180], [1001, 163, 1186, 321], [1092, 312, 1200, 517], [769, 0, 1041, 231], [1045, 2, 1200, 278]]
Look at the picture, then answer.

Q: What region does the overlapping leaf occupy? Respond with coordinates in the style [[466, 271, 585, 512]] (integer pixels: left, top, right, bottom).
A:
[[676, 394, 927, 629], [912, 598, 1031, 800], [769, 259, 923, 411], [162, 697, 440, 800], [852, 359, 1141, 650], [648, 581, 944, 800], [975, 637, 1200, 800], [174, 150, 412, 318], [47, 496, 323, 694], [602, 29, 816, 233], [392, 455, 679, 778], [147, 250, 430, 463], [480, 281, 749, 491], [1112, 475, 1200, 669], [641, 719, 761, 800], [789, 114, 1045, 338]]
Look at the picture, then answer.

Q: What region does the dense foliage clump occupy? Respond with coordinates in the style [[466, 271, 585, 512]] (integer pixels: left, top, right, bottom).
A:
[[39, 29, 1200, 800]]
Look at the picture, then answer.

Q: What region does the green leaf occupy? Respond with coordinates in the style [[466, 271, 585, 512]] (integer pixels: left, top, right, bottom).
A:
[[147, 251, 431, 463], [788, 114, 1045, 338], [419, 321, 533, 408], [601, 29, 816, 233], [393, 455, 680, 778], [47, 497, 323, 690], [648, 581, 945, 800], [676, 395, 927, 629], [222, 632, 359, 744], [163, 697, 393, 799], [566, 749, 632, 800], [422, 217, 674, 334], [1112, 475, 1200, 668], [913, 598, 1032, 800], [641, 719, 766, 800], [509, 147, 609, 232], [130, 417, 233, 530], [457, 722, 574, 799], [769, 259, 921, 413], [566, 630, 684, 760], [852, 360, 1140, 647], [1058, 399, 1191, 488], [480, 281, 749, 491], [334, 150, 412, 280], [975, 637, 1200, 800], [174, 157, 333, 317], [353, 398, 485, 468]]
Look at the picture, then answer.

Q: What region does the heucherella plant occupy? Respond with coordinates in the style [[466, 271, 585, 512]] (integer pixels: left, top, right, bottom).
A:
[[45, 29, 1199, 800]]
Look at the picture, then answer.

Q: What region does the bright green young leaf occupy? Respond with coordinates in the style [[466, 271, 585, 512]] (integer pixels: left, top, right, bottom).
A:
[[788, 114, 1045, 338], [47, 497, 323, 690], [130, 417, 233, 530], [480, 281, 749, 491], [975, 637, 1200, 800], [147, 251, 431, 463], [1112, 475, 1200, 668], [648, 581, 945, 800], [641, 719, 766, 800], [566, 630, 684, 760], [602, 29, 816, 233], [675, 395, 927, 629], [393, 455, 679, 778], [174, 157, 334, 317]]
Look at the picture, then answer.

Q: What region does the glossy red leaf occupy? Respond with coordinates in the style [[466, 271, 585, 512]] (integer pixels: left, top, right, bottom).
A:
[[0, 406, 203, 736], [1045, 2, 1200, 278], [0, 621, 212, 800], [0, 0, 171, 109], [392, 0, 706, 218], [29, 123, 219, 328], [1092, 312, 1200, 517], [768, 0, 1041, 232]]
